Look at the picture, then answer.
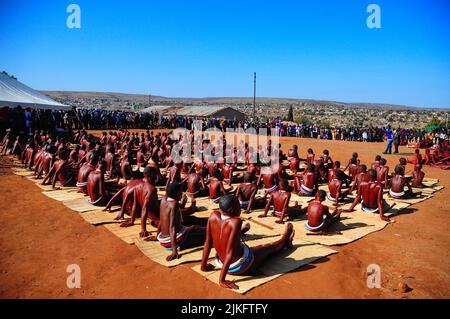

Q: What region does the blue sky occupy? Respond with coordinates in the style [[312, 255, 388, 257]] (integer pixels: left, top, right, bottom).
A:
[[1, 0, 449, 107]]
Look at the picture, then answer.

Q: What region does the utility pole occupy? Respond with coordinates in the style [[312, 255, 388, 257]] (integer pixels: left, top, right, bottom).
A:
[[253, 72, 256, 122]]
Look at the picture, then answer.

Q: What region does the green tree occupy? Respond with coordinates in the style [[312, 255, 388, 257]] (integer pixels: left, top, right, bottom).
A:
[[427, 116, 441, 126], [295, 115, 311, 125], [287, 105, 294, 121]]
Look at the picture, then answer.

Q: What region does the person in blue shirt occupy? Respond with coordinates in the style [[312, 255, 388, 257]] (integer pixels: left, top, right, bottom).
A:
[[383, 125, 393, 154]]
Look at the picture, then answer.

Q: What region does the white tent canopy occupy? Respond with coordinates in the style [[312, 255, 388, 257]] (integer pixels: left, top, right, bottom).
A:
[[0, 73, 70, 110]]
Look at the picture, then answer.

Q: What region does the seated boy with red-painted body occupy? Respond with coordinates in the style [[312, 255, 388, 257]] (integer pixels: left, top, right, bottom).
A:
[[79, 141, 96, 166], [284, 145, 301, 175], [184, 168, 208, 201], [312, 158, 328, 183], [294, 164, 318, 196], [343, 169, 391, 221], [1, 132, 15, 155], [104, 179, 143, 220], [257, 165, 279, 194], [31, 144, 45, 174], [327, 170, 350, 206], [423, 149, 435, 165], [246, 162, 260, 177], [0, 131, 12, 154], [349, 164, 368, 194], [235, 172, 267, 214], [287, 145, 299, 161], [11, 136, 23, 158], [86, 160, 121, 206], [77, 153, 98, 194], [287, 155, 301, 175], [222, 162, 238, 186], [200, 194, 294, 290], [407, 149, 423, 165], [104, 144, 119, 179], [119, 151, 134, 185], [371, 155, 382, 170], [42, 147, 75, 189], [166, 162, 183, 188], [36, 144, 56, 179], [204, 154, 219, 179], [150, 182, 207, 261], [396, 157, 407, 173], [328, 161, 350, 186], [136, 144, 147, 171], [259, 179, 306, 223], [411, 164, 425, 188], [77, 144, 87, 164], [320, 149, 333, 170], [376, 158, 390, 189], [304, 190, 342, 233], [347, 157, 363, 181], [23, 140, 36, 170], [68, 144, 80, 169], [389, 165, 421, 199], [209, 168, 232, 203], [306, 148, 315, 164], [145, 156, 165, 186], [343, 152, 359, 172], [118, 167, 160, 237]]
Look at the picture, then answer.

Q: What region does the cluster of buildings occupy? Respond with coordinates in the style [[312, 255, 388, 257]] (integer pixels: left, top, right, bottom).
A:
[[42, 91, 449, 129]]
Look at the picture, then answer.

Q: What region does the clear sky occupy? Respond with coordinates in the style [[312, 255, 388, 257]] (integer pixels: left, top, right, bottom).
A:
[[1, 0, 449, 107]]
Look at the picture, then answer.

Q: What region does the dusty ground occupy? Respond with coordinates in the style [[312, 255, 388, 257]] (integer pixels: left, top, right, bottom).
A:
[[0, 132, 449, 299]]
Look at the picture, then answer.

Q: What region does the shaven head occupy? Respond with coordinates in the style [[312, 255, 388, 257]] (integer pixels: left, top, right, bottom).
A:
[[334, 161, 341, 169], [368, 169, 377, 181], [279, 178, 289, 191], [334, 170, 344, 181], [244, 172, 255, 183], [375, 155, 381, 161], [395, 165, 404, 176], [166, 182, 183, 201], [219, 194, 240, 217], [399, 157, 407, 166], [143, 166, 153, 178], [211, 168, 221, 179], [58, 148, 69, 160], [99, 160, 107, 173], [361, 164, 367, 173], [90, 152, 99, 166], [380, 158, 387, 166], [308, 164, 315, 173], [316, 190, 326, 201]]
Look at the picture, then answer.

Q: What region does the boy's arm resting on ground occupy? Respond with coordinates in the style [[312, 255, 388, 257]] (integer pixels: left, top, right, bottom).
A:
[[219, 219, 241, 290], [200, 217, 214, 271]]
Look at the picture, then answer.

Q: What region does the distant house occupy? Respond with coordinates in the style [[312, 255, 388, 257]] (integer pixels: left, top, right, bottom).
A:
[[141, 105, 246, 121]]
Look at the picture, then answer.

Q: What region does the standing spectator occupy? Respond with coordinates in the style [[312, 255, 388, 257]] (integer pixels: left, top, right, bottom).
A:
[[383, 125, 393, 154], [393, 127, 401, 153], [362, 130, 368, 142]]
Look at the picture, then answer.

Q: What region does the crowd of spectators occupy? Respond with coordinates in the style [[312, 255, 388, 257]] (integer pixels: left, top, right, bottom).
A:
[[1, 106, 448, 146]]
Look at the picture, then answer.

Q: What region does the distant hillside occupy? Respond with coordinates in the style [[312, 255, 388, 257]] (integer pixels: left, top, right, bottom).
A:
[[40, 90, 448, 111]]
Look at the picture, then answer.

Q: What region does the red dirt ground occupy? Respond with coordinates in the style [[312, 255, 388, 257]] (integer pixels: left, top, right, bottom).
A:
[[0, 132, 449, 299]]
